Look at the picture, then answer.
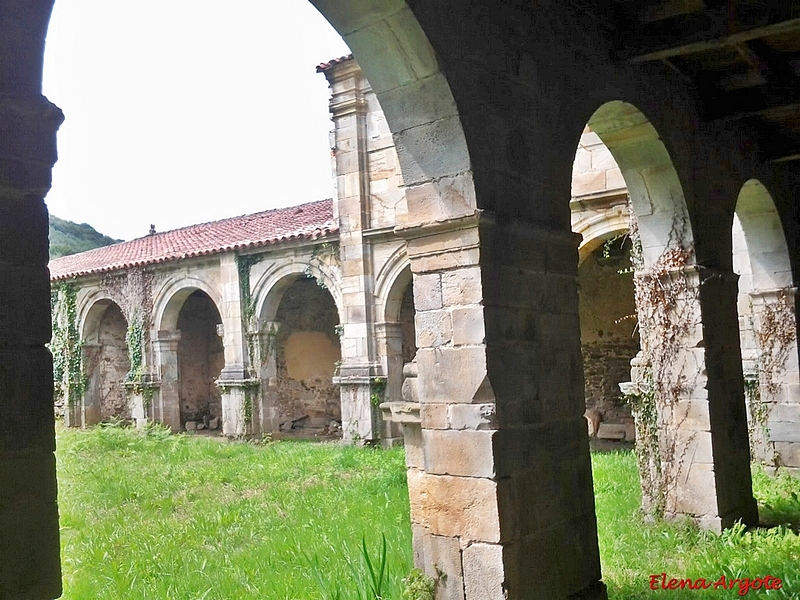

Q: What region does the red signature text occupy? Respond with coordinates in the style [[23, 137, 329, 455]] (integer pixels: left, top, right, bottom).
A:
[[649, 573, 782, 596]]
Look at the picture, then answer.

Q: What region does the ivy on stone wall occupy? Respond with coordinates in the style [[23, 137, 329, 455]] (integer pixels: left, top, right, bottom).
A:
[[235, 253, 262, 371], [370, 377, 387, 407], [746, 290, 797, 467], [624, 204, 697, 520], [51, 282, 85, 407], [101, 268, 156, 399], [303, 242, 340, 290]]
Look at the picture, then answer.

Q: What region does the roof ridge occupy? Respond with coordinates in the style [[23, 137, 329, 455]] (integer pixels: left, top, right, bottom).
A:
[[49, 198, 337, 280], [127, 197, 333, 242]]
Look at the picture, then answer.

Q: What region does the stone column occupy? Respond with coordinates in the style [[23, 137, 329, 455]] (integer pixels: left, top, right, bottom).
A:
[[216, 253, 259, 436], [251, 321, 281, 434], [634, 264, 757, 530], [696, 267, 758, 527], [324, 61, 383, 443], [394, 213, 606, 599], [152, 330, 182, 430], [375, 321, 403, 445], [0, 91, 64, 596], [216, 377, 260, 437], [219, 253, 249, 377], [749, 287, 800, 471]]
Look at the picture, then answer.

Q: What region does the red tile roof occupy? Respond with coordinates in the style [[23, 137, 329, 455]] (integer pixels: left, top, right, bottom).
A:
[[316, 54, 354, 73], [49, 199, 337, 281]]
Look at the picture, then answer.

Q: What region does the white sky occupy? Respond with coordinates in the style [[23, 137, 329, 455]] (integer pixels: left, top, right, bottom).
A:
[[43, 0, 351, 241]]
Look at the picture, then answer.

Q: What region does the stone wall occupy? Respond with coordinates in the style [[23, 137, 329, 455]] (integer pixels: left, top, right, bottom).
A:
[[91, 303, 130, 421], [275, 278, 341, 431], [177, 290, 224, 424], [578, 239, 639, 439]]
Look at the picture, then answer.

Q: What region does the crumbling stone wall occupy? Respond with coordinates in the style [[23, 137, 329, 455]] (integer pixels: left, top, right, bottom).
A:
[[177, 290, 224, 424], [89, 302, 131, 421], [275, 278, 341, 431], [579, 240, 639, 439]]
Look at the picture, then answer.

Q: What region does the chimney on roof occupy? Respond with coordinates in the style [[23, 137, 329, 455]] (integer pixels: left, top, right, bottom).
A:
[[149, 224, 156, 235]]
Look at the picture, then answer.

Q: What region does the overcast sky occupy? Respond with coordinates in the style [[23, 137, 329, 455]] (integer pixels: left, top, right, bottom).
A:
[[43, 0, 351, 241]]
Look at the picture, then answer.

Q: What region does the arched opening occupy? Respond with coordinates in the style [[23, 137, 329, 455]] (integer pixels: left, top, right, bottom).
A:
[[270, 276, 341, 436], [375, 264, 417, 444], [175, 290, 225, 430], [81, 299, 131, 424], [733, 179, 799, 471], [577, 234, 639, 443], [573, 100, 756, 533]]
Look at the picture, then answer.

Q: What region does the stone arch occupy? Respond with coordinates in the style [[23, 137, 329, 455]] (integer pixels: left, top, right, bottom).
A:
[[375, 247, 412, 324], [175, 289, 225, 428], [577, 222, 629, 266], [153, 276, 223, 333], [79, 291, 124, 344], [253, 261, 342, 326], [734, 179, 793, 291], [79, 296, 131, 425], [586, 101, 695, 269], [733, 179, 799, 470]]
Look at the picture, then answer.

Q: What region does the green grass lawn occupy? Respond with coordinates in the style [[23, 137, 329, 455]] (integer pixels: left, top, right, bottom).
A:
[[56, 425, 800, 599]]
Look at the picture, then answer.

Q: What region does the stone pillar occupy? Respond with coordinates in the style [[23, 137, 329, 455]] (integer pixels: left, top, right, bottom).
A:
[[375, 321, 403, 445], [125, 379, 160, 430], [252, 321, 281, 434], [633, 264, 757, 530], [217, 377, 260, 437], [748, 287, 800, 471], [0, 91, 64, 596], [219, 253, 249, 376], [152, 330, 182, 430], [324, 61, 382, 443], [77, 343, 102, 427], [393, 213, 606, 599], [697, 267, 758, 528]]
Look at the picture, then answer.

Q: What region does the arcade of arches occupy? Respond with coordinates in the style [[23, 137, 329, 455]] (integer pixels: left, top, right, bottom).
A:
[[4, 2, 800, 598]]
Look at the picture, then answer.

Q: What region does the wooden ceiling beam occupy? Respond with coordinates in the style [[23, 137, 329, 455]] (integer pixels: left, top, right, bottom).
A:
[[617, 8, 800, 63]]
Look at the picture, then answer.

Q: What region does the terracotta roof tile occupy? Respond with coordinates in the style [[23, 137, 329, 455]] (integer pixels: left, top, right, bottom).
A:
[[49, 199, 336, 281], [316, 54, 354, 73]]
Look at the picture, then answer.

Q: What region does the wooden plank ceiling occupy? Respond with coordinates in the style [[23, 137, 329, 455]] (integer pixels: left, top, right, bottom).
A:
[[610, 0, 800, 163]]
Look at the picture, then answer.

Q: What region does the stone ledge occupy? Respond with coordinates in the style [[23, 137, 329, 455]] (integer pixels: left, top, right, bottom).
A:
[[380, 401, 421, 424]]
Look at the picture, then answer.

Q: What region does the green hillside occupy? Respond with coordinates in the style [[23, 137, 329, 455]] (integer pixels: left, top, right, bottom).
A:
[[49, 215, 122, 259]]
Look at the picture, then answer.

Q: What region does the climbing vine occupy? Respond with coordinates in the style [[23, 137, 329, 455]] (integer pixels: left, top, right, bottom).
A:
[[101, 267, 156, 398], [303, 242, 340, 290], [236, 253, 263, 372], [624, 204, 698, 519], [51, 282, 85, 409], [746, 290, 797, 466], [370, 377, 387, 407]]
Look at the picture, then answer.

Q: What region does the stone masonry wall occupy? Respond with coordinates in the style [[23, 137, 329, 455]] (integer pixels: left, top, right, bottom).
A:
[[177, 291, 224, 424], [579, 239, 639, 439], [93, 303, 131, 421], [275, 278, 341, 431]]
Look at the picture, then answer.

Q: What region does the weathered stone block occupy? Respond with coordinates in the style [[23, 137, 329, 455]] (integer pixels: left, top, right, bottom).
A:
[[416, 472, 501, 542], [441, 266, 483, 306], [422, 534, 465, 600], [572, 170, 606, 196], [448, 403, 497, 430], [415, 309, 453, 347], [451, 306, 486, 346], [413, 273, 442, 311], [462, 543, 505, 600], [416, 346, 489, 404], [422, 429, 496, 477]]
